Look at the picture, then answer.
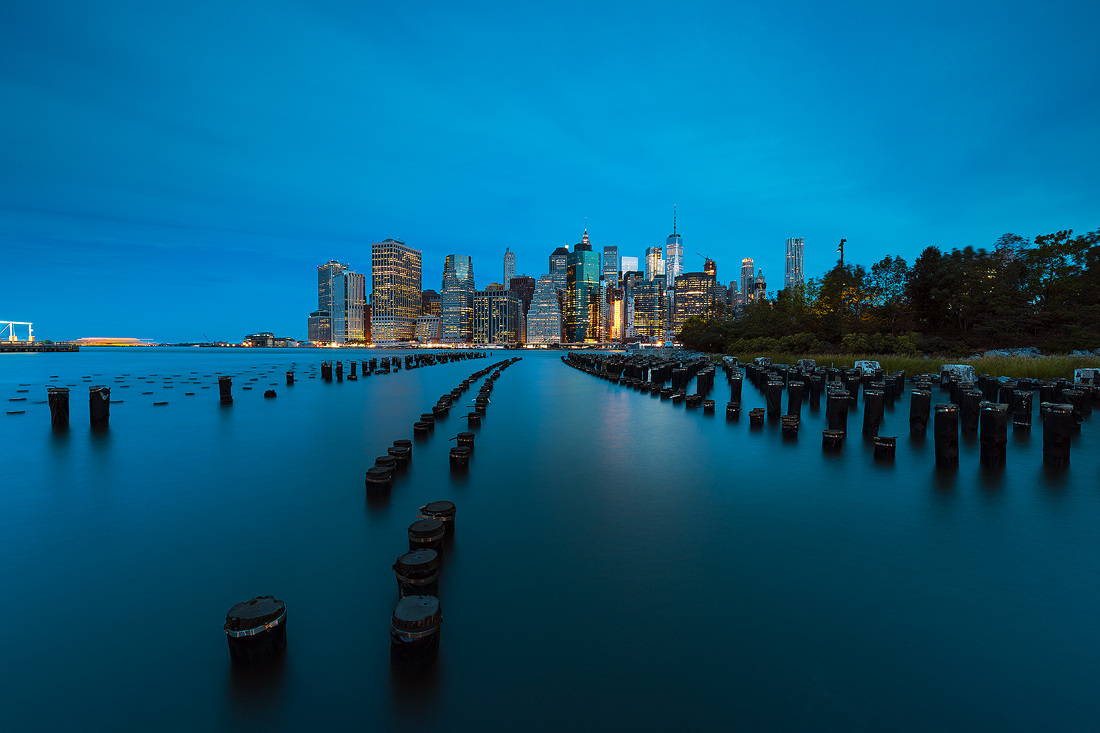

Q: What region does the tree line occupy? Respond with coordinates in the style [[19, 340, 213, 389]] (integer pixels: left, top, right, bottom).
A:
[[678, 227, 1100, 356]]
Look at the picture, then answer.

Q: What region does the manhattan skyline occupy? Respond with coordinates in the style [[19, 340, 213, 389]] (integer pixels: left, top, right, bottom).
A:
[[2, 0, 1098, 342]]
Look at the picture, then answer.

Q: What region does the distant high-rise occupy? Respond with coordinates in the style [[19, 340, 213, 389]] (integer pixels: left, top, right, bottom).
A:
[[754, 269, 767, 301], [602, 245, 619, 285], [421, 289, 441, 316], [665, 207, 683, 283], [342, 272, 367, 342], [371, 239, 421, 342], [703, 258, 716, 281], [527, 275, 562, 344], [441, 254, 475, 343], [645, 246, 664, 281], [474, 286, 522, 344], [672, 271, 716, 336], [633, 280, 667, 342], [565, 230, 601, 342], [307, 310, 332, 343], [620, 255, 639, 274], [503, 248, 516, 289], [741, 259, 755, 304], [508, 274, 536, 315], [785, 237, 805, 290], [549, 247, 569, 293], [316, 260, 365, 343]]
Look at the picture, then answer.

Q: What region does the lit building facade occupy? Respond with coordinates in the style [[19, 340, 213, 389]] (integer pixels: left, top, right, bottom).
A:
[[741, 258, 755, 304], [371, 238, 422, 342], [342, 271, 367, 342], [602, 245, 619, 286], [473, 287, 522, 344], [785, 237, 805, 290], [645, 246, 664, 281], [415, 315, 442, 343], [754, 269, 767, 301], [672, 272, 716, 336], [565, 231, 602, 342], [527, 274, 561, 344], [633, 279, 667, 342], [441, 254, 475, 343], [549, 247, 569, 293], [621, 255, 639, 275]]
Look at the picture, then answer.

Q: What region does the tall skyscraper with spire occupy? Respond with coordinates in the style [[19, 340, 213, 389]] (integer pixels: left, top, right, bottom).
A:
[[665, 206, 683, 283], [565, 229, 601, 342], [503, 247, 516, 289]]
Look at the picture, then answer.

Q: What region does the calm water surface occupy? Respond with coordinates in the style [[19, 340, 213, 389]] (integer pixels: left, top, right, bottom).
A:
[[1, 348, 1098, 731]]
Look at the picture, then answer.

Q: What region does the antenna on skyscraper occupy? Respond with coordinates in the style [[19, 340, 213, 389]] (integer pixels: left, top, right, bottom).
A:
[[673, 205, 677, 236]]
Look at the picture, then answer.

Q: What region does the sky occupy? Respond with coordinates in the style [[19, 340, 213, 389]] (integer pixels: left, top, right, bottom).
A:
[[2, 0, 1098, 342]]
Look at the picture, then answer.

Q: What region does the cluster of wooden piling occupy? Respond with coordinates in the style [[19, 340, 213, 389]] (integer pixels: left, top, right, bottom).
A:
[[561, 352, 720, 407]]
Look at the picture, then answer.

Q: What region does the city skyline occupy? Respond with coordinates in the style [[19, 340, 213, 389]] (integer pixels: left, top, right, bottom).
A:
[[3, 1, 1098, 342]]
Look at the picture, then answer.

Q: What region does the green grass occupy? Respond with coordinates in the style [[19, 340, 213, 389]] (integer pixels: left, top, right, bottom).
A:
[[720, 352, 1098, 381]]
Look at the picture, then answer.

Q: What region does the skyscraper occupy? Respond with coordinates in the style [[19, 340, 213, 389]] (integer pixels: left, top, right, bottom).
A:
[[741, 258, 755, 304], [665, 207, 683, 283], [754, 269, 767, 301], [315, 260, 365, 343], [549, 247, 569, 293], [672, 271, 716, 336], [565, 230, 601, 342], [527, 275, 562, 344], [633, 280, 667, 342], [703, 258, 716, 280], [645, 246, 664, 281], [620, 255, 639, 274], [508, 274, 536, 315], [441, 254, 475, 343], [371, 239, 422, 342], [602, 245, 619, 285], [503, 248, 516, 289], [342, 271, 367, 342], [785, 237, 805, 290], [473, 286, 522, 344], [307, 310, 331, 343]]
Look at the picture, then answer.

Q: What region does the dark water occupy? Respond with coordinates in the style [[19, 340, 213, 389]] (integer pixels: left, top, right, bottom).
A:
[[2, 348, 1099, 731]]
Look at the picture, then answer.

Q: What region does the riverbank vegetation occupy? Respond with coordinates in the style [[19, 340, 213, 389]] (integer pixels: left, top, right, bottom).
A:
[[679, 227, 1100, 358]]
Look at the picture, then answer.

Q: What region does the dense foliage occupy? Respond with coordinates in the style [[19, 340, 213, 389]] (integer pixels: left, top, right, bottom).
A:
[[679, 228, 1100, 356]]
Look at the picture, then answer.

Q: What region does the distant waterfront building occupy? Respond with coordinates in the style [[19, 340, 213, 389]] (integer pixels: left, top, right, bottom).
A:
[[754, 269, 767, 301], [665, 209, 683, 283], [314, 261, 366, 343], [371, 238, 422, 342], [415, 315, 442, 343], [527, 275, 562, 344], [785, 237, 805, 290], [245, 332, 294, 348], [307, 310, 332, 343], [703, 257, 716, 281], [645, 246, 664, 281], [672, 272, 716, 336], [632, 279, 667, 342], [317, 260, 346, 315], [602, 245, 619, 286], [622, 270, 644, 339], [441, 254, 475, 343], [620, 255, 639, 275], [421, 289, 441, 316], [741, 258, 755, 304], [565, 230, 602, 342], [503, 248, 516, 289], [473, 286, 522, 344], [508, 274, 536, 315]]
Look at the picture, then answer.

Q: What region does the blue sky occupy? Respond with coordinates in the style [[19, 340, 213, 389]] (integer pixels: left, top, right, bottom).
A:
[[2, 0, 1097, 342]]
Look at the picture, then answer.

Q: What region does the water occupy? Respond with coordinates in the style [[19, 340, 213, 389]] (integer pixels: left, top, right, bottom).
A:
[[2, 348, 1099, 731]]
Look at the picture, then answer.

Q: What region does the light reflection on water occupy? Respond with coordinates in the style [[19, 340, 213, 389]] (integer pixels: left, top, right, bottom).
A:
[[0, 347, 1098, 731]]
